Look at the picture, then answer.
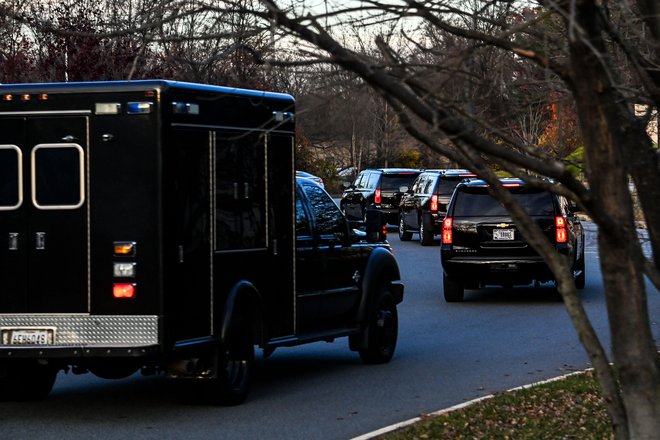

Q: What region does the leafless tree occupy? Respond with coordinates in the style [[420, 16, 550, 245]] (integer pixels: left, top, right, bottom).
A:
[[247, 1, 658, 438]]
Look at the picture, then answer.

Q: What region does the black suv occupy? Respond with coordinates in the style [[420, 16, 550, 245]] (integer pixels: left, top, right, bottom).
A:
[[341, 168, 422, 226], [440, 178, 585, 302], [399, 169, 476, 245]]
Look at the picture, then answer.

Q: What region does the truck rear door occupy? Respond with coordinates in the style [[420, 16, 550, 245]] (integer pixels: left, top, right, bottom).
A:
[[0, 116, 88, 313]]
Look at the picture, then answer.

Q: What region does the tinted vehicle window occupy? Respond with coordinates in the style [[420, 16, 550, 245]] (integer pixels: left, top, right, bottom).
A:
[[437, 178, 463, 196], [422, 176, 436, 194], [0, 146, 20, 209], [453, 187, 555, 216], [295, 196, 312, 237], [366, 173, 379, 189], [381, 174, 417, 191], [354, 172, 368, 189], [300, 180, 347, 237]]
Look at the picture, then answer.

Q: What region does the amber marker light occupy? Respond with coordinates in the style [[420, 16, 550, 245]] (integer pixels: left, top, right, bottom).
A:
[[113, 241, 136, 256], [38, 94, 48, 101], [20, 94, 30, 101], [3, 94, 13, 101], [113, 283, 136, 299]]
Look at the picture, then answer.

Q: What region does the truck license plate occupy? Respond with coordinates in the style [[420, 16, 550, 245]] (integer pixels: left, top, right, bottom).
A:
[[1, 329, 55, 345], [493, 229, 514, 240]]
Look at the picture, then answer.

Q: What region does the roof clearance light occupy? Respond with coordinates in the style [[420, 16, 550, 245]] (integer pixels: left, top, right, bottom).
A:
[[172, 102, 200, 115], [95, 103, 121, 115], [3, 94, 13, 101], [20, 94, 30, 101], [38, 94, 48, 101], [127, 102, 153, 114], [144, 90, 155, 98], [113, 283, 136, 299], [114, 241, 136, 256]]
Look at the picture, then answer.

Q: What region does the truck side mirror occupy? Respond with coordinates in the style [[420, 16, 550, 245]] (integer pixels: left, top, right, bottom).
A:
[[365, 209, 386, 242]]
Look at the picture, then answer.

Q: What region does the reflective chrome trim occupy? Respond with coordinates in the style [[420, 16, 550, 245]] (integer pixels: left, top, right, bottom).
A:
[[0, 315, 158, 346]]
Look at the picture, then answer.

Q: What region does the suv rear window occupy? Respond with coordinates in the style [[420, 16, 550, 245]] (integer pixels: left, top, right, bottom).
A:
[[381, 174, 418, 191], [437, 178, 464, 196], [453, 187, 555, 216]]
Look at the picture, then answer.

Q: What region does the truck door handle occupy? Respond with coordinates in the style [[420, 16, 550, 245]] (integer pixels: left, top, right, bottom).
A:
[[35, 232, 46, 250], [8, 233, 18, 250]]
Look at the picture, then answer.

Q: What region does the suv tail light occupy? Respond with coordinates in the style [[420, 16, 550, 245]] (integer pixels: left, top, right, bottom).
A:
[[442, 217, 453, 244], [430, 194, 438, 212], [375, 188, 381, 204], [555, 216, 567, 243]]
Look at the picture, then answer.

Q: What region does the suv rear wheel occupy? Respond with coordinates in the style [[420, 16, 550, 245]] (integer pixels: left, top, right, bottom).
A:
[[419, 216, 434, 246], [443, 274, 464, 302], [398, 215, 413, 241]]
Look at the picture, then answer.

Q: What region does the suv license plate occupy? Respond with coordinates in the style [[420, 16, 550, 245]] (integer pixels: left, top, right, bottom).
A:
[[493, 229, 514, 240], [2, 329, 55, 345]]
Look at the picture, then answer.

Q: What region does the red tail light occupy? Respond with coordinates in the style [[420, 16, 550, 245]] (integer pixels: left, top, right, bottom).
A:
[[375, 188, 381, 204], [430, 194, 438, 212], [113, 283, 136, 298], [442, 217, 453, 244], [555, 216, 567, 243]]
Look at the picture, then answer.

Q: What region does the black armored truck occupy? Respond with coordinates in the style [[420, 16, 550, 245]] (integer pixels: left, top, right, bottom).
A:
[[0, 80, 404, 404]]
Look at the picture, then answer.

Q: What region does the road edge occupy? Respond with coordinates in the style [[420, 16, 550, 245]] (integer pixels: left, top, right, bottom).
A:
[[350, 369, 591, 440]]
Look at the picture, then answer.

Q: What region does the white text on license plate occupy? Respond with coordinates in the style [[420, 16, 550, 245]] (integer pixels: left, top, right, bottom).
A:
[[2, 329, 54, 345], [493, 229, 514, 240]]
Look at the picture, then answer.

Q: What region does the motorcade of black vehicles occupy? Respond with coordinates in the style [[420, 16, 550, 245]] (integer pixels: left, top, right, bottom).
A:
[[399, 169, 476, 245], [440, 178, 585, 302], [0, 80, 404, 405], [340, 168, 422, 228]]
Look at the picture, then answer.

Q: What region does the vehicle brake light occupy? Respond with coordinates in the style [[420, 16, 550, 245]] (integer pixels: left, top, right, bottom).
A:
[[113, 283, 136, 298], [430, 194, 438, 212], [442, 217, 453, 244], [502, 183, 521, 187], [375, 188, 381, 204], [555, 216, 567, 243]]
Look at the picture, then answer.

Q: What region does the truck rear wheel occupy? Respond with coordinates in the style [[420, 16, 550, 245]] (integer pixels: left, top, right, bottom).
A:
[[206, 317, 255, 406], [359, 291, 398, 364], [0, 361, 57, 401]]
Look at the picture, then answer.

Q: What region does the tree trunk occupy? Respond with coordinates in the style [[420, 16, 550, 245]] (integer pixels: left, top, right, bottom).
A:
[[567, 3, 660, 438]]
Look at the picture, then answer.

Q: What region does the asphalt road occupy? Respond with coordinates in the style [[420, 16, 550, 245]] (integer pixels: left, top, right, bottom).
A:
[[1, 222, 659, 440]]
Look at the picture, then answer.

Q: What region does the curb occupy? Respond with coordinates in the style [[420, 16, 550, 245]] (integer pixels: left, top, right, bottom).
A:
[[349, 370, 590, 440]]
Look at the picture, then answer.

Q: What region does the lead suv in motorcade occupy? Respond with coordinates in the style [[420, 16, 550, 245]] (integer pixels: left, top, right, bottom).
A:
[[440, 178, 585, 302], [341, 168, 422, 227], [399, 169, 476, 245]]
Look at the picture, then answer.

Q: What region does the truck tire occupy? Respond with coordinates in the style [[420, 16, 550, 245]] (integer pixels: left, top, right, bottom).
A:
[[0, 361, 57, 401], [208, 316, 255, 406], [443, 274, 465, 302], [359, 288, 398, 364]]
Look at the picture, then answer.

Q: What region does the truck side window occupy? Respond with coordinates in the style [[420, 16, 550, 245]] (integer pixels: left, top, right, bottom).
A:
[[0, 145, 21, 210], [295, 197, 311, 237], [300, 180, 347, 239]]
